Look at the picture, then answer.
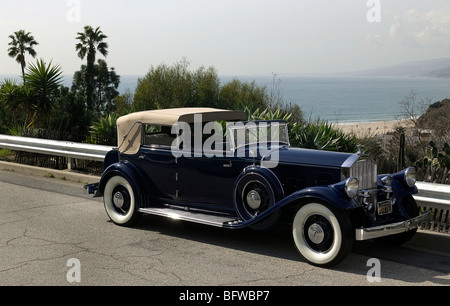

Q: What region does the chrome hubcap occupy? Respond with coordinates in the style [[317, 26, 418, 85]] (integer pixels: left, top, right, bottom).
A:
[[113, 191, 125, 209], [308, 223, 325, 245], [246, 190, 262, 210]]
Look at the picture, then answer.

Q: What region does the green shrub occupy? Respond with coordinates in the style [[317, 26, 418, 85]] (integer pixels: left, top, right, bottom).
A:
[[290, 120, 357, 152], [89, 113, 118, 145]]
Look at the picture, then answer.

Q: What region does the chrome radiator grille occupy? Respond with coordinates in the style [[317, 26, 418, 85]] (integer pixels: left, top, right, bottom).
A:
[[350, 159, 377, 190]]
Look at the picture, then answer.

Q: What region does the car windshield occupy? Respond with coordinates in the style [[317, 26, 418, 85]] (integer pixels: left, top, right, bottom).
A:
[[227, 121, 290, 151]]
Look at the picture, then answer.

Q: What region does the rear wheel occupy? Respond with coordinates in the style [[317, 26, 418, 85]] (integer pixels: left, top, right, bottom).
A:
[[104, 175, 141, 227], [292, 202, 354, 267]]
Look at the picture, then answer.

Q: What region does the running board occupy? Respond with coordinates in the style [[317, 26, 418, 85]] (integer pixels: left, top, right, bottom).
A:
[[138, 207, 242, 228]]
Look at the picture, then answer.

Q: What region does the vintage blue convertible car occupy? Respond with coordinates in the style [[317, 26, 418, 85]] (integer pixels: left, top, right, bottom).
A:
[[86, 107, 429, 267]]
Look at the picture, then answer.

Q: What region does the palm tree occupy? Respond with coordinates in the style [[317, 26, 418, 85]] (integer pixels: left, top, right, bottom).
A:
[[7, 30, 39, 79], [75, 25, 108, 113]]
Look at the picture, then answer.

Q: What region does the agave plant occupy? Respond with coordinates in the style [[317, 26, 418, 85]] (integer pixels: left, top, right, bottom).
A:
[[89, 113, 118, 145], [246, 107, 292, 122], [23, 59, 63, 125], [291, 120, 358, 152]]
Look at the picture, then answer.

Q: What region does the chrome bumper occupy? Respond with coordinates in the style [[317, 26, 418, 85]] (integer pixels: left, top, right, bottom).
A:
[[355, 211, 431, 241]]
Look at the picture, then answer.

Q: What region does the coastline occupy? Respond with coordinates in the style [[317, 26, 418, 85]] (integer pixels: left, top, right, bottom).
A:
[[337, 119, 412, 136]]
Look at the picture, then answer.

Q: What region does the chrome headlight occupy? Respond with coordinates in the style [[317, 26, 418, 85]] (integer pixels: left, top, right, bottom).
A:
[[345, 177, 360, 199], [405, 167, 417, 187]]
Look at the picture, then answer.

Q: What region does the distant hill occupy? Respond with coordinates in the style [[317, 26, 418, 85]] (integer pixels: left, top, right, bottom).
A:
[[416, 98, 450, 141], [354, 58, 450, 78], [422, 67, 450, 79]]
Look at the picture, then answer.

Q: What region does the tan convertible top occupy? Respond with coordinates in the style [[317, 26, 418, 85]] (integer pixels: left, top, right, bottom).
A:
[[117, 108, 247, 154]]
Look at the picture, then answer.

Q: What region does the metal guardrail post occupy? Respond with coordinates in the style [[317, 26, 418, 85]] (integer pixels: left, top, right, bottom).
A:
[[68, 158, 74, 171]]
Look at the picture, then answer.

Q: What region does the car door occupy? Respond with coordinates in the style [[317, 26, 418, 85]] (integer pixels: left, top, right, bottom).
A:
[[177, 147, 250, 209], [139, 146, 177, 200], [138, 126, 178, 201]]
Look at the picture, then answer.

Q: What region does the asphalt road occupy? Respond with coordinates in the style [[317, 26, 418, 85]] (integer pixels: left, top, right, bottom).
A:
[[0, 170, 449, 287]]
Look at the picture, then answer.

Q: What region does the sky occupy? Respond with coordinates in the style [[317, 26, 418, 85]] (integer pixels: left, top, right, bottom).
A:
[[2, 0, 450, 77]]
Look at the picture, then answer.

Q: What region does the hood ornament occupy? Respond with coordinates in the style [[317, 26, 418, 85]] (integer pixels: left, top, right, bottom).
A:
[[357, 145, 366, 156]]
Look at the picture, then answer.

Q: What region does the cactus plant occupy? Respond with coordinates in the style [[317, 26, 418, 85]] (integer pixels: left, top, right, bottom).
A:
[[398, 133, 406, 172]]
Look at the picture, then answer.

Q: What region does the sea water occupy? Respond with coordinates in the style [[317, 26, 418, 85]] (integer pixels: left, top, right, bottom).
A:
[[220, 75, 450, 124], [3, 74, 450, 124], [120, 74, 450, 124]]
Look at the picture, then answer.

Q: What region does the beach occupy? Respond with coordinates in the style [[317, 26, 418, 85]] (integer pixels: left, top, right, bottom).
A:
[[337, 120, 412, 136]]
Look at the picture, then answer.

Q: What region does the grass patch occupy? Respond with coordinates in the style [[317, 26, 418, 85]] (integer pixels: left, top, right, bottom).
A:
[[0, 149, 14, 157]]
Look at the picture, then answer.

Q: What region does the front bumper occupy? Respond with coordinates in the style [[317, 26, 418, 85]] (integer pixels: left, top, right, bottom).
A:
[[355, 211, 431, 241]]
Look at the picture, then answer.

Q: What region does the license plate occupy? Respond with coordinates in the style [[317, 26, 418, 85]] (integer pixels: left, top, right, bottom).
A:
[[377, 200, 393, 215]]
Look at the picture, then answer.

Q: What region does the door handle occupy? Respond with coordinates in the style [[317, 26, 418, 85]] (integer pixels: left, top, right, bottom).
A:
[[223, 161, 232, 168]]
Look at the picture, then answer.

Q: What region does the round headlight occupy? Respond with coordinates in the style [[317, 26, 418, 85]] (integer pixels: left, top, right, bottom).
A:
[[405, 167, 417, 187], [345, 177, 360, 199]]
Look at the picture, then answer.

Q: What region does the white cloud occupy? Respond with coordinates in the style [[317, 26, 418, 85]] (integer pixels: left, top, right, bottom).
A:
[[389, 7, 450, 48], [366, 34, 387, 49]]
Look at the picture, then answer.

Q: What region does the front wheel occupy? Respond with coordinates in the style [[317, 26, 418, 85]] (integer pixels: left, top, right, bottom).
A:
[[103, 175, 141, 227], [292, 202, 354, 267]]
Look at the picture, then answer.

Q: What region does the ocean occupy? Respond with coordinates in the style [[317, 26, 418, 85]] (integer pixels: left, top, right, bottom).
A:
[[220, 75, 450, 124], [3, 74, 450, 124]]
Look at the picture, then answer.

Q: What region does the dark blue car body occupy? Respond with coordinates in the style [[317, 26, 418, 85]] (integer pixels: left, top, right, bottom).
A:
[[87, 108, 429, 267]]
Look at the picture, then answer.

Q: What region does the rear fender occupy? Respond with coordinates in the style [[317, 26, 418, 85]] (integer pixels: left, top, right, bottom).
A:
[[97, 161, 146, 206], [103, 150, 120, 170]]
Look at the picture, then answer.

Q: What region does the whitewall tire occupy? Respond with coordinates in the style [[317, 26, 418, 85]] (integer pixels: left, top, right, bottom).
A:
[[292, 203, 354, 267], [104, 175, 140, 227]]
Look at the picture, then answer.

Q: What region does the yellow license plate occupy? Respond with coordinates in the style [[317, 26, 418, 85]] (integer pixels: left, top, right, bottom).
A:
[[378, 200, 393, 215]]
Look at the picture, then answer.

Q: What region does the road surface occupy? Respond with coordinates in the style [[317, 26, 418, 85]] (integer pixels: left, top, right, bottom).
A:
[[0, 170, 449, 287]]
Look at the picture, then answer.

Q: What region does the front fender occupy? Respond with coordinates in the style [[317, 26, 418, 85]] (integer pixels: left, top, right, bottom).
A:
[[277, 184, 359, 211], [227, 184, 357, 229], [238, 165, 285, 199], [390, 169, 419, 198]]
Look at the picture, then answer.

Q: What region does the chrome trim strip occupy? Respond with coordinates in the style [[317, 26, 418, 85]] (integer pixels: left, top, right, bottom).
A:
[[341, 154, 360, 168], [355, 211, 431, 241]]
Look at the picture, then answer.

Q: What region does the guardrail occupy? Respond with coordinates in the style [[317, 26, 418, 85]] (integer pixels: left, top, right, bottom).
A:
[[0, 134, 449, 210], [415, 182, 450, 234], [0, 134, 113, 170], [414, 182, 450, 210]]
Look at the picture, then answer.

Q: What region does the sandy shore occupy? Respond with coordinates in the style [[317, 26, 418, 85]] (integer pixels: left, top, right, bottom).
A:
[[337, 120, 412, 136]]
